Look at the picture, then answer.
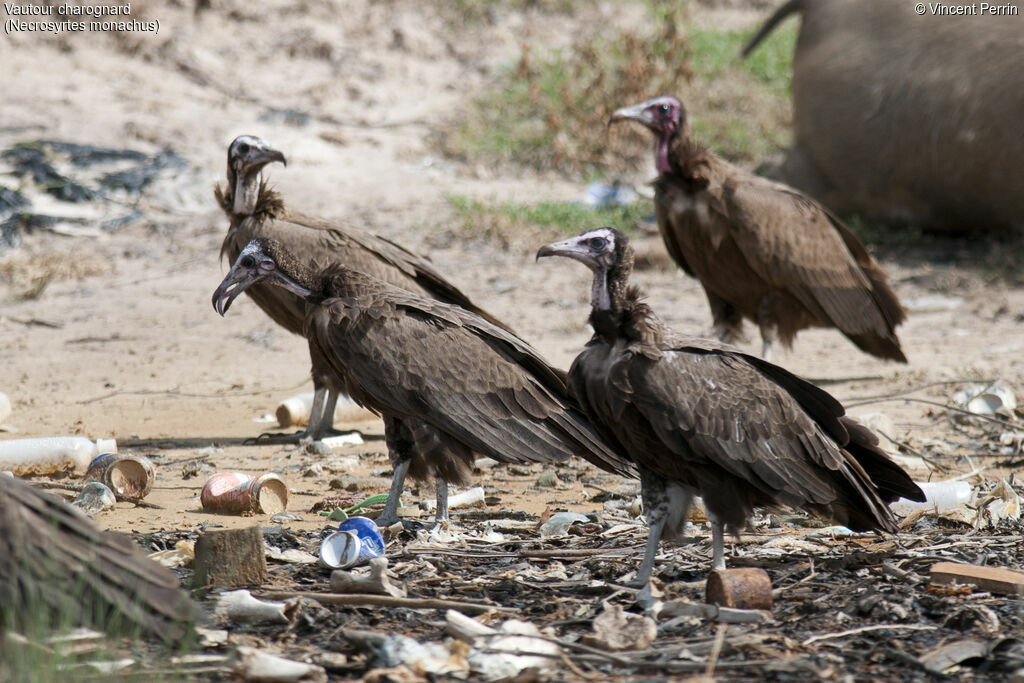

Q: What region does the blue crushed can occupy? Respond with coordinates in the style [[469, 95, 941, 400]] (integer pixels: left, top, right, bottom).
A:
[[318, 515, 386, 569]]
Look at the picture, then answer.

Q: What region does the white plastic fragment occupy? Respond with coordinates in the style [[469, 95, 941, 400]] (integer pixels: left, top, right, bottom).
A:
[[148, 540, 195, 569], [539, 511, 589, 538], [214, 590, 290, 625], [421, 486, 485, 512], [953, 381, 1018, 418], [975, 479, 1021, 527], [320, 433, 364, 448], [0, 436, 117, 476], [377, 635, 467, 676], [230, 646, 327, 682], [585, 603, 657, 651], [73, 482, 116, 514], [0, 392, 10, 423], [890, 479, 973, 516], [445, 610, 561, 678]]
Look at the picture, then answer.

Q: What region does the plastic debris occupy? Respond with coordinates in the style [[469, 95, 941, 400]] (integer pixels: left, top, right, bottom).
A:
[[953, 380, 1018, 418], [319, 516, 386, 569], [148, 540, 195, 569], [214, 590, 290, 625], [0, 436, 117, 476], [85, 453, 155, 499], [200, 472, 288, 515], [891, 479, 973, 517], [974, 479, 1021, 527], [72, 482, 116, 514], [375, 634, 468, 678], [582, 603, 657, 651], [539, 511, 590, 538], [445, 611, 560, 680], [275, 392, 375, 427], [421, 486, 485, 512], [580, 181, 638, 208], [319, 433, 364, 448], [230, 646, 327, 682]]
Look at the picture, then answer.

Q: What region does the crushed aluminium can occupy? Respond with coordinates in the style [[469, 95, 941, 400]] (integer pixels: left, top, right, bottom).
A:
[[200, 472, 288, 515], [85, 453, 155, 499], [318, 516, 386, 569]]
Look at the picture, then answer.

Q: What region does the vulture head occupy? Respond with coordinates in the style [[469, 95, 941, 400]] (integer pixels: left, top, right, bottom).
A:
[[212, 238, 310, 316], [536, 227, 632, 311], [226, 135, 287, 215], [609, 95, 686, 175]]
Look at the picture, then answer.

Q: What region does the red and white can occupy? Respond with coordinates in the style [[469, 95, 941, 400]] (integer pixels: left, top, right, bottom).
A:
[[200, 472, 288, 515]]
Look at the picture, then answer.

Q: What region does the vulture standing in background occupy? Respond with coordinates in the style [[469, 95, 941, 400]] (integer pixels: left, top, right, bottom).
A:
[[213, 238, 636, 526], [0, 475, 194, 642], [215, 135, 514, 442], [537, 228, 923, 582], [609, 96, 907, 363]]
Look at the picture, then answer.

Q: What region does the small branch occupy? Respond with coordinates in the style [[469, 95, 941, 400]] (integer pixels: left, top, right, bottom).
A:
[[258, 591, 513, 615], [802, 624, 937, 646]]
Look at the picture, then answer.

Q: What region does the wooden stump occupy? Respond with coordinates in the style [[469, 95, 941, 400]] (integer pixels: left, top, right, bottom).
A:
[[193, 526, 267, 589]]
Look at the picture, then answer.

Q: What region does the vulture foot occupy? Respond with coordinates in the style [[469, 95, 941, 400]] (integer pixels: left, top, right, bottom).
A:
[[244, 429, 308, 446]]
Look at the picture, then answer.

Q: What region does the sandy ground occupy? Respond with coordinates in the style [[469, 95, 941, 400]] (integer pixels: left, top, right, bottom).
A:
[[2, 0, 1022, 541]]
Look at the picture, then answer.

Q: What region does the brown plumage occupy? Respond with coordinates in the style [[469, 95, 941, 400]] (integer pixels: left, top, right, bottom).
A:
[[609, 96, 907, 363], [215, 135, 515, 441], [213, 239, 636, 526], [0, 475, 194, 641], [537, 228, 923, 582]]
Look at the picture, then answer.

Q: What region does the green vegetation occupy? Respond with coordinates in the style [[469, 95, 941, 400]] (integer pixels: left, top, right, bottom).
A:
[[448, 194, 652, 239], [439, 2, 798, 174]]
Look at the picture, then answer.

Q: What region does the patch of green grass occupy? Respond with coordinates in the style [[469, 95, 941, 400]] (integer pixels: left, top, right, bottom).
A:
[[440, 4, 798, 174], [448, 194, 652, 239]]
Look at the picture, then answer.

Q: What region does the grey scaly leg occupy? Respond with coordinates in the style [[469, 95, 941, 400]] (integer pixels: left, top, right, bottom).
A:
[[635, 516, 665, 586], [761, 338, 774, 363], [376, 458, 410, 528], [434, 479, 449, 526], [303, 385, 328, 441], [315, 390, 340, 438], [708, 511, 727, 571]]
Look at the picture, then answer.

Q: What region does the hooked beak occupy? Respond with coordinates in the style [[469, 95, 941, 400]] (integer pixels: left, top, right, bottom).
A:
[[536, 237, 598, 269], [242, 146, 287, 175], [212, 263, 258, 316], [608, 102, 654, 130]]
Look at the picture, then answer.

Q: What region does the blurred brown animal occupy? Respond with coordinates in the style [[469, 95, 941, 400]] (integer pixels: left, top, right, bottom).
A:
[[744, 0, 1024, 234]]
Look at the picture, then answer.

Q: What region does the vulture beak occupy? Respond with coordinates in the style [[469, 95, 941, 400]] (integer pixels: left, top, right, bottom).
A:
[[536, 236, 598, 270], [243, 146, 287, 174], [608, 102, 654, 130], [212, 260, 260, 316]]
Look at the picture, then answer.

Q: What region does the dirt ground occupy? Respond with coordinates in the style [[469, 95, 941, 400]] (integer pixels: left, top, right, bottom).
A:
[[2, 0, 1023, 679]]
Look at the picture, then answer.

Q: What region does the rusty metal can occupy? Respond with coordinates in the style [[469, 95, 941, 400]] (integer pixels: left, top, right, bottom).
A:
[[201, 472, 288, 515], [85, 453, 155, 499]]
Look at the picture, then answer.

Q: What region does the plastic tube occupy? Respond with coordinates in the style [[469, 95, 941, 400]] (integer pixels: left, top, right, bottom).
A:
[[0, 437, 117, 476], [0, 392, 11, 423], [275, 393, 375, 427], [890, 480, 973, 516]]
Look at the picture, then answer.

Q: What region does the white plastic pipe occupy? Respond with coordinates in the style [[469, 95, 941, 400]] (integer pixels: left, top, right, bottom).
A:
[[0, 437, 117, 476], [890, 480, 973, 516], [275, 393, 375, 427]]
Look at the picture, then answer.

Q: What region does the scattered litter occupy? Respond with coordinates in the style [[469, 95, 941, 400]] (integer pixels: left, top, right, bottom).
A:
[[375, 634, 468, 677], [270, 511, 305, 524], [201, 472, 288, 515], [230, 646, 327, 682], [919, 638, 990, 675], [445, 611, 561, 679], [148, 540, 195, 569], [0, 436, 117, 476], [72, 481, 116, 514], [215, 590, 290, 625], [330, 557, 406, 598], [85, 453, 155, 499], [580, 181, 638, 208], [266, 543, 318, 564], [319, 433, 365, 448], [539, 511, 590, 538], [194, 628, 229, 648], [319, 492, 390, 521], [421, 486, 485, 512], [974, 479, 1021, 528], [658, 600, 771, 624], [706, 567, 772, 610], [275, 392, 375, 428], [953, 380, 1018, 418], [319, 517, 385, 569], [581, 603, 657, 651], [891, 479, 973, 517]]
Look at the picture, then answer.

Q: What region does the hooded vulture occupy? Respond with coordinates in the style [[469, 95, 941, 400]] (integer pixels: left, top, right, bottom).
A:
[[609, 96, 907, 363], [0, 474, 194, 641], [537, 227, 923, 582], [213, 238, 636, 526], [214, 135, 514, 442]]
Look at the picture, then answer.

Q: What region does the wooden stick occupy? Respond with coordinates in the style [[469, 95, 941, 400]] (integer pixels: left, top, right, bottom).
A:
[[802, 624, 936, 646], [258, 591, 513, 615], [930, 561, 1024, 596]]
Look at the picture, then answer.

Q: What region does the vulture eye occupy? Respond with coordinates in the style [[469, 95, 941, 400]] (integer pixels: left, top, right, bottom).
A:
[[658, 104, 671, 115], [241, 255, 256, 268], [587, 236, 607, 250], [236, 142, 250, 155]]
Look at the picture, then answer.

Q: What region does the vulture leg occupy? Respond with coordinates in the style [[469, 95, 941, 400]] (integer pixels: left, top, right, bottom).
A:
[[377, 457, 410, 528], [707, 511, 727, 571], [756, 295, 780, 362], [633, 468, 693, 586], [706, 290, 745, 345], [317, 390, 340, 437], [245, 386, 329, 445], [434, 479, 449, 526]]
